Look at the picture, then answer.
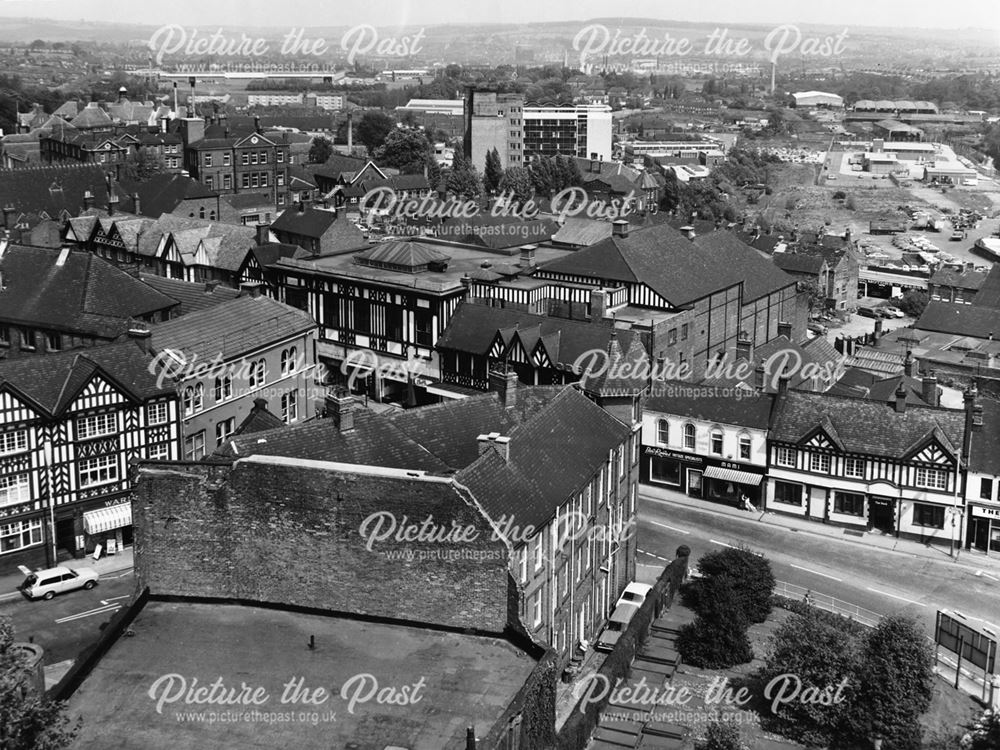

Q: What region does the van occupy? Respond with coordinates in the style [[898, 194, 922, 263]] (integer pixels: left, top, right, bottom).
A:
[[595, 602, 640, 652], [19, 566, 99, 600], [856, 306, 880, 319]]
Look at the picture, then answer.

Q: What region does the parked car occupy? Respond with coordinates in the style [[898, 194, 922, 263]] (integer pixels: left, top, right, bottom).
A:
[[950, 232, 966, 241], [19, 566, 99, 600], [808, 322, 828, 335], [616, 582, 653, 608], [882, 306, 906, 318], [595, 602, 640, 652], [856, 306, 880, 319]]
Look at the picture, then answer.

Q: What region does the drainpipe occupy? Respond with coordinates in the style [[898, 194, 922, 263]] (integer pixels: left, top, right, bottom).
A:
[[44, 437, 57, 566]]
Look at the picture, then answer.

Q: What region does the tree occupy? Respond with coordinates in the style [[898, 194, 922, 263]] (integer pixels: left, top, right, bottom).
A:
[[121, 149, 166, 183], [698, 720, 749, 750], [0, 618, 79, 749], [897, 289, 929, 318], [483, 148, 503, 195], [843, 615, 935, 750], [969, 709, 1000, 750], [308, 136, 333, 164], [355, 111, 396, 153], [425, 155, 443, 190], [445, 153, 482, 201], [498, 166, 533, 207], [676, 575, 754, 669], [754, 609, 860, 746], [691, 546, 775, 624], [373, 128, 432, 174]]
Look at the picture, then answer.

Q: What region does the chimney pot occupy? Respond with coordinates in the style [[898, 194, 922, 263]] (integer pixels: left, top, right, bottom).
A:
[[903, 350, 917, 378]]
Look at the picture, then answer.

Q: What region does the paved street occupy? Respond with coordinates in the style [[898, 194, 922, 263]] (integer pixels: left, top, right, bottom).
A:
[[0, 569, 136, 664], [636, 493, 1000, 638]]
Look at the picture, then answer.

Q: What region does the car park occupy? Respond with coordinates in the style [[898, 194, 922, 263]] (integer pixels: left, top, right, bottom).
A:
[[19, 566, 99, 600]]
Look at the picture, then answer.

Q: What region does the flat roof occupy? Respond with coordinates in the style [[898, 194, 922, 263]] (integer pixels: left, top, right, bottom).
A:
[[67, 600, 536, 750], [276, 241, 573, 294]]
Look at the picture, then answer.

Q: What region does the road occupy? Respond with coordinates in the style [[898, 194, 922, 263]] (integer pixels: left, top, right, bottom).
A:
[[635, 494, 1000, 637], [0, 571, 137, 663]]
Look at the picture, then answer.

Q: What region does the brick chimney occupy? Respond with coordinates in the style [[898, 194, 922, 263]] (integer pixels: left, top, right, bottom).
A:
[[108, 193, 119, 216], [590, 152, 600, 173], [347, 110, 353, 153], [132, 193, 141, 216], [493, 435, 511, 462], [735, 332, 753, 363], [518, 244, 536, 267], [777, 375, 790, 396], [590, 289, 607, 321], [903, 350, 917, 378], [325, 388, 355, 432], [921, 373, 939, 407], [254, 115, 261, 134], [204, 280, 219, 293], [476, 434, 492, 455], [754, 364, 766, 392], [894, 382, 907, 413], [82, 191, 94, 211], [488, 367, 518, 408], [240, 281, 262, 298], [612, 219, 629, 239], [2, 204, 15, 229], [127, 321, 152, 353], [255, 223, 270, 246], [777, 321, 792, 339]]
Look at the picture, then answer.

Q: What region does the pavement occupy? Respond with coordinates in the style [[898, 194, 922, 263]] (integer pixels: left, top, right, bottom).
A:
[[0, 547, 134, 600], [640, 485, 1000, 579]]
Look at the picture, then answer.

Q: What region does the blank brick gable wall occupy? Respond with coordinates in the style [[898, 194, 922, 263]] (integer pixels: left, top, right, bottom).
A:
[[133, 461, 511, 632]]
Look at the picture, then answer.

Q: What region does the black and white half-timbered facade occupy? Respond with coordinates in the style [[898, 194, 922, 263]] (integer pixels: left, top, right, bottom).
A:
[[766, 385, 974, 545], [0, 338, 181, 573]]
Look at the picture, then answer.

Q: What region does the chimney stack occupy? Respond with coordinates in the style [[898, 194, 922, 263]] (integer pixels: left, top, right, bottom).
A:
[[127, 322, 152, 353], [108, 193, 119, 216], [894, 382, 907, 413], [590, 289, 607, 321], [518, 244, 536, 268], [476, 434, 492, 455], [735, 333, 753, 363], [347, 110, 353, 153], [754, 363, 766, 392], [777, 321, 792, 340], [325, 388, 355, 432], [612, 219, 629, 239], [3, 204, 16, 229], [255, 223, 270, 246], [777, 375, 790, 396], [903, 350, 917, 378], [493, 436, 511, 462], [921, 373, 939, 407], [488, 367, 519, 408], [82, 191, 94, 211], [240, 281, 262, 298], [132, 193, 141, 216]]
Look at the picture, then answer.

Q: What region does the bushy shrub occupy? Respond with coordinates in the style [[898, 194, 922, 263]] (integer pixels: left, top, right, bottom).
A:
[[677, 576, 754, 669], [695, 546, 775, 623]]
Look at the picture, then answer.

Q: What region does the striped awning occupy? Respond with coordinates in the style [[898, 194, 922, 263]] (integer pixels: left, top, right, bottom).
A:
[[702, 466, 764, 487], [83, 503, 133, 535]]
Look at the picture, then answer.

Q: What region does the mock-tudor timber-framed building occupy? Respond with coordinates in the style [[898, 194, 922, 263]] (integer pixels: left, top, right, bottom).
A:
[[0, 338, 181, 574], [765, 383, 977, 545]]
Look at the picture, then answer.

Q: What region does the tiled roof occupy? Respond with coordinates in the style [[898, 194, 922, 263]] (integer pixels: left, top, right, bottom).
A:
[[138, 274, 240, 316], [691, 230, 796, 302], [0, 164, 111, 217], [119, 174, 218, 218], [539, 225, 741, 306], [251, 242, 303, 268], [580, 330, 649, 397], [354, 241, 448, 270], [0, 245, 177, 337], [0, 340, 172, 415], [970, 399, 1000, 476], [929, 266, 988, 290], [972, 265, 1000, 310], [773, 252, 826, 274], [646, 381, 775, 428], [438, 302, 645, 368], [828, 370, 934, 406], [147, 295, 316, 363], [71, 103, 113, 129], [916, 302, 1000, 339], [233, 399, 288, 435], [271, 206, 337, 238], [770, 390, 965, 459], [551, 217, 614, 247], [220, 192, 273, 210]]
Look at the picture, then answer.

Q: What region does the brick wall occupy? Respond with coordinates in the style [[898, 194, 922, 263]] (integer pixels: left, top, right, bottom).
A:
[[133, 460, 511, 631]]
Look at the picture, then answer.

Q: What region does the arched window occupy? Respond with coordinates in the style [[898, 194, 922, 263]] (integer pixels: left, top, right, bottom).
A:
[[657, 419, 669, 445], [192, 383, 203, 411], [256, 358, 267, 385], [738, 433, 752, 460], [281, 347, 297, 376], [683, 423, 696, 451], [710, 428, 723, 455], [183, 387, 193, 415]]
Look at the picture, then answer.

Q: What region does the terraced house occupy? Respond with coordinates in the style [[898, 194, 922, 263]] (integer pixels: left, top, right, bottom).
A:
[[0, 338, 181, 574]]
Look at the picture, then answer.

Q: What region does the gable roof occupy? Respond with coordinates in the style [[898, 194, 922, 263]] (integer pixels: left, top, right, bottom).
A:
[[773, 251, 826, 274], [972, 264, 1000, 310], [271, 206, 337, 238], [770, 390, 965, 459], [0, 164, 111, 217], [0, 245, 177, 337], [970, 399, 1000, 476], [119, 173, 218, 218], [916, 302, 1000, 339], [646, 382, 775, 428], [691, 230, 797, 302], [0, 340, 172, 415], [138, 274, 240, 316], [147, 295, 316, 363]]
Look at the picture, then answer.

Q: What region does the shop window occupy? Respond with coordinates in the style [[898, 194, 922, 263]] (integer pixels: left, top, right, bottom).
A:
[[833, 492, 864, 516], [913, 503, 945, 528], [649, 455, 681, 486], [773, 481, 802, 506]]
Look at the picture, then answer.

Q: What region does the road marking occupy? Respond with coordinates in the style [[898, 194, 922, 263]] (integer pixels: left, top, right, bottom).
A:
[[709, 539, 736, 549], [100, 595, 131, 605], [790, 564, 843, 582], [638, 563, 665, 569], [648, 520, 690, 535], [637, 549, 671, 562], [0, 591, 21, 602], [101, 570, 134, 580], [866, 587, 925, 607], [974, 570, 1000, 582], [55, 603, 121, 624]]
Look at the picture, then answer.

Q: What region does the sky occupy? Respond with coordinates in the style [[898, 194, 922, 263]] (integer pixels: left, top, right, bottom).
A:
[[1, 0, 999, 32]]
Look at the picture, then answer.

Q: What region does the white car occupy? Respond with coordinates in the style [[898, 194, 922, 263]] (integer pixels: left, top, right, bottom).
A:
[[616, 581, 653, 608], [19, 566, 99, 600], [883, 306, 906, 318]]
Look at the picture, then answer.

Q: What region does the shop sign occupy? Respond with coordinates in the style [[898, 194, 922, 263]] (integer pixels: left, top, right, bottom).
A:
[[644, 446, 703, 464]]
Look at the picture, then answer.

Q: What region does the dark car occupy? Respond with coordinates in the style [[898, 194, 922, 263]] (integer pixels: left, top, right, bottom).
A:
[[857, 306, 879, 319]]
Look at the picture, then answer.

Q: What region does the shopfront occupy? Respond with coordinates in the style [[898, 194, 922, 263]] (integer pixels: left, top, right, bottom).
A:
[[701, 462, 765, 507], [643, 447, 765, 506], [968, 504, 1000, 554], [77, 498, 133, 558], [643, 446, 704, 494]]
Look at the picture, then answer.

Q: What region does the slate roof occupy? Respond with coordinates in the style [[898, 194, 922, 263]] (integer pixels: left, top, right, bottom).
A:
[[0, 340, 172, 415], [646, 381, 775, 428], [0, 245, 177, 337], [250, 243, 304, 269], [579, 330, 649, 398], [550, 217, 614, 247], [929, 266, 987, 291], [438, 302, 645, 369], [691, 231, 796, 302], [234, 398, 291, 436], [916, 302, 1000, 339], [970, 399, 1000, 476], [138, 274, 240, 316], [0, 164, 111, 217], [147, 295, 316, 363], [271, 206, 337, 238], [71, 103, 114, 129], [972, 265, 1000, 310], [828, 369, 934, 406], [311, 154, 377, 183], [539, 225, 741, 306], [773, 252, 826, 275], [770, 390, 965, 459], [354, 241, 449, 270], [119, 174, 218, 218]]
